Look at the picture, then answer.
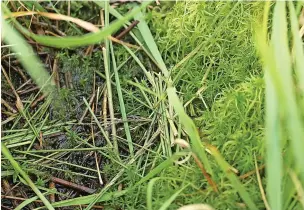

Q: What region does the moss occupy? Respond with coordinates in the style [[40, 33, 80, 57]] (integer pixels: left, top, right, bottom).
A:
[[201, 77, 265, 173], [151, 2, 264, 106]]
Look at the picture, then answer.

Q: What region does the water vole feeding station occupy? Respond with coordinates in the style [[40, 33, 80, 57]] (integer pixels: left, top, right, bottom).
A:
[[2, 1, 304, 209]]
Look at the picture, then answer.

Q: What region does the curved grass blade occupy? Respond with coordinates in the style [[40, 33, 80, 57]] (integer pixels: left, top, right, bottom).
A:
[[147, 178, 188, 210], [15, 194, 47, 210], [3, 1, 151, 48], [159, 184, 188, 210], [133, 153, 185, 188], [2, 17, 55, 95], [147, 178, 159, 210]]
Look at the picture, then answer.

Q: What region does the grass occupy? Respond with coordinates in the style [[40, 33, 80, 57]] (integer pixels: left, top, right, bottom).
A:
[[1, 1, 304, 210], [2, 143, 54, 210]]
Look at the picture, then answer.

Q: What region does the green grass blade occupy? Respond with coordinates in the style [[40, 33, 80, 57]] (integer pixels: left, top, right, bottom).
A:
[[209, 146, 258, 210], [127, 80, 159, 97], [1, 143, 54, 210], [288, 2, 304, 91], [2, 16, 54, 95], [134, 9, 169, 78], [36, 190, 127, 209], [256, 3, 283, 209], [265, 71, 282, 210], [103, 0, 119, 156], [147, 178, 159, 210], [261, 6, 282, 208], [147, 178, 158, 210], [3, 2, 151, 48], [15, 195, 43, 210], [110, 41, 134, 156], [272, 2, 304, 178], [146, 178, 188, 210], [134, 153, 185, 188], [257, 2, 304, 209], [159, 184, 188, 210], [123, 45, 155, 86], [167, 87, 212, 176], [102, 47, 118, 153]]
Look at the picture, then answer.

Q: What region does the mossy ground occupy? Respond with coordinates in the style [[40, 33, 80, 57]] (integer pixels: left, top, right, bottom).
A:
[[2, 1, 270, 209]]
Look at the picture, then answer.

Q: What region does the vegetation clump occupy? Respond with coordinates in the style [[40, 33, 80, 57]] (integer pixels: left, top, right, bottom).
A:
[[1, 1, 304, 210]]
